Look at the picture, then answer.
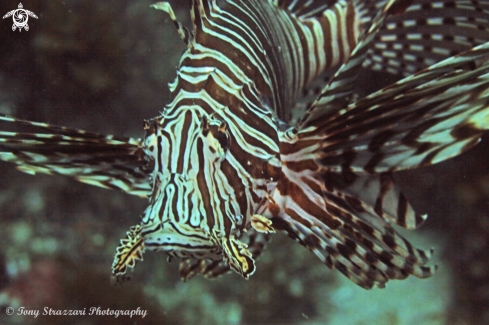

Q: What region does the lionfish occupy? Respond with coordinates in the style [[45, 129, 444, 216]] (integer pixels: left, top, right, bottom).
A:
[[1, 0, 489, 290]]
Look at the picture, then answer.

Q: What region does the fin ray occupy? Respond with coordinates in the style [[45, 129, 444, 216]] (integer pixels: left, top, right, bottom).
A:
[[0, 114, 151, 196]]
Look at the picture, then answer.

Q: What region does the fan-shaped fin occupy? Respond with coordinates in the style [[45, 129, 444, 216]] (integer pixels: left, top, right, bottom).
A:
[[365, 0, 489, 76], [271, 41, 489, 290], [294, 0, 413, 132], [312, 42, 489, 173], [294, 1, 489, 119], [267, 171, 436, 289], [0, 114, 151, 197]]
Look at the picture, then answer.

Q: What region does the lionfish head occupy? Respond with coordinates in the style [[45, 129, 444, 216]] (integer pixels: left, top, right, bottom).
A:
[[111, 108, 255, 283], [142, 109, 235, 250]]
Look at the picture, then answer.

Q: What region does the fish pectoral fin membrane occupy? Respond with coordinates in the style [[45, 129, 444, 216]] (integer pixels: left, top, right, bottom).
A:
[[295, 0, 410, 131], [0, 114, 151, 197], [300, 42, 489, 174], [273, 210, 437, 289], [365, 0, 489, 76], [219, 235, 255, 279], [270, 172, 436, 289], [111, 225, 145, 286]]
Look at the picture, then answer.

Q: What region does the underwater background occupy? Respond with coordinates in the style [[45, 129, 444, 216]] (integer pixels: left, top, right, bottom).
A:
[[0, 0, 488, 324]]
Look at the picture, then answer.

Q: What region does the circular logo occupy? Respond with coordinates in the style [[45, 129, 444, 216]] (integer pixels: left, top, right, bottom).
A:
[[5, 307, 14, 315], [13, 10, 28, 28]]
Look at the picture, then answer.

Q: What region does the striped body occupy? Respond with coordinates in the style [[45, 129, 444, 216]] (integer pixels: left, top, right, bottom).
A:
[[1, 0, 489, 289], [119, 0, 364, 279]]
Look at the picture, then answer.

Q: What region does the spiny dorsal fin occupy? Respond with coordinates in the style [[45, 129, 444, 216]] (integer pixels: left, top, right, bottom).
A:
[[152, 2, 193, 45], [294, 0, 413, 133]]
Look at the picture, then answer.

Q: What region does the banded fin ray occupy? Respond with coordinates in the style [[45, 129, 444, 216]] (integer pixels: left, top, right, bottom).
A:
[[0, 114, 151, 197], [271, 43, 489, 288], [295, 0, 489, 115], [294, 0, 414, 132], [270, 160, 435, 288], [3, 0, 488, 291], [365, 0, 489, 76], [152, 2, 193, 45], [267, 0, 489, 290], [313, 42, 489, 173]]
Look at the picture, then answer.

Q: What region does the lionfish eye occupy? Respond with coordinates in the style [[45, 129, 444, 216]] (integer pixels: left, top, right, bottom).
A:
[[201, 116, 210, 136], [215, 122, 229, 150], [201, 117, 229, 144]]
